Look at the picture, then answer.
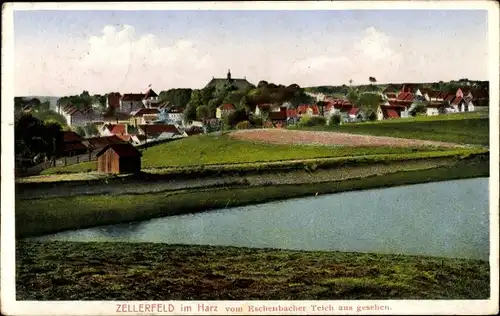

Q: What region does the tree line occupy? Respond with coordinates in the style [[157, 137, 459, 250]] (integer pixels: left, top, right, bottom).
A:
[[15, 113, 65, 167], [180, 81, 314, 126]]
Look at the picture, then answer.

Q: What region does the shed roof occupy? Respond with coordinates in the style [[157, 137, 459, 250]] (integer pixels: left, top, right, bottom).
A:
[[63, 131, 84, 143], [96, 143, 142, 158]]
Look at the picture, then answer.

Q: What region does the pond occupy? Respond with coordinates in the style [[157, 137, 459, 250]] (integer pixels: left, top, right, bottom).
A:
[[33, 178, 490, 260]]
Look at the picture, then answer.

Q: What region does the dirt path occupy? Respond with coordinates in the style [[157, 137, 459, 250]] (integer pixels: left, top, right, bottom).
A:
[[16, 159, 454, 200], [229, 129, 466, 148]]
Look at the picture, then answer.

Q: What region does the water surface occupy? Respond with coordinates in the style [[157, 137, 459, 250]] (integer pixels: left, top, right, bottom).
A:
[[34, 178, 490, 260]]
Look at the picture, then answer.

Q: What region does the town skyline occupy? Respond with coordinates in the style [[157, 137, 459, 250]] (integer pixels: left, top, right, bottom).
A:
[[14, 8, 489, 96]]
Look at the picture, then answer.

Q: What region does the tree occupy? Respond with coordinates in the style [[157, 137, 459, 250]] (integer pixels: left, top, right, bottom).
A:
[[38, 101, 51, 113], [369, 77, 377, 84], [258, 106, 271, 125], [347, 87, 360, 105], [227, 108, 249, 127], [159, 88, 193, 108], [92, 94, 107, 111], [224, 90, 245, 105], [329, 114, 341, 126], [349, 79, 353, 86], [410, 102, 427, 116], [183, 103, 198, 122], [42, 121, 64, 159], [31, 109, 68, 127], [196, 105, 211, 121], [200, 86, 216, 106], [75, 126, 86, 137], [257, 80, 269, 88], [15, 113, 64, 166], [357, 93, 383, 114], [84, 123, 99, 137]]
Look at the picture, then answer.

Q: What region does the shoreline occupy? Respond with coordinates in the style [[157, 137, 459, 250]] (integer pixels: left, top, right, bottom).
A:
[[16, 241, 490, 300], [16, 153, 489, 238], [16, 156, 464, 200]]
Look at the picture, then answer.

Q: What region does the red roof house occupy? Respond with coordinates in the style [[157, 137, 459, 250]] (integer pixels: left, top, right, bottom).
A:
[[297, 104, 320, 116], [84, 135, 127, 152], [348, 107, 361, 116], [287, 108, 298, 118], [61, 131, 88, 156], [101, 123, 128, 136], [63, 131, 83, 143], [131, 108, 160, 117], [269, 107, 288, 121], [138, 124, 182, 138], [216, 103, 236, 119], [396, 92, 414, 101]]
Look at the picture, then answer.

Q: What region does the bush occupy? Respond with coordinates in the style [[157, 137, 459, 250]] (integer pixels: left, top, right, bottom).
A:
[[329, 114, 341, 126], [250, 115, 263, 127], [298, 115, 326, 127], [236, 121, 251, 130], [410, 103, 427, 116]]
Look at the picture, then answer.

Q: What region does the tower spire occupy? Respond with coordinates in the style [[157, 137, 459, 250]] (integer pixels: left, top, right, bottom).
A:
[[227, 69, 231, 80]]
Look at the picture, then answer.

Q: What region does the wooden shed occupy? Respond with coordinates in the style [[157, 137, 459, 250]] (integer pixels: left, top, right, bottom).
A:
[[96, 143, 142, 174]]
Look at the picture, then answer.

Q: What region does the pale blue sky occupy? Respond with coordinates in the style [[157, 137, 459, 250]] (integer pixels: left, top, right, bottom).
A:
[[14, 10, 489, 96]]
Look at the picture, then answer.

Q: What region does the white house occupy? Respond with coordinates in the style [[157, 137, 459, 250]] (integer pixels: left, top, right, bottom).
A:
[[216, 104, 236, 119], [99, 124, 128, 137], [137, 124, 182, 140], [58, 105, 101, 127], [451, 97, 475, 113], [254, 104, 281, 116], [164, 108, 185, 124], [130, 108, 160, 125], [120, 94, 145, 113], [142, 88, 160, 108], [426, 104, 441, 116], [348, 108, 365, 122], [377, 102, 410, 120]]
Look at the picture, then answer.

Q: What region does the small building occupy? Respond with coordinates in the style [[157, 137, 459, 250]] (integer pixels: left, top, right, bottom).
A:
[[96, 143, 142, 174], [130, 108, 160, 125], [205, 69, 255, 91], [62, 131, 88, 156], [269, 107, 288, 126], [216, 103, 236, 119], [348, 107, 365, 122]]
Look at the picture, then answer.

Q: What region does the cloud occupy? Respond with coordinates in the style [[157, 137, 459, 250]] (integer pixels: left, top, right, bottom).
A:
[[286, 27, 404, 86], [14, 24, 488, 96], [15, 25, 216, 95]]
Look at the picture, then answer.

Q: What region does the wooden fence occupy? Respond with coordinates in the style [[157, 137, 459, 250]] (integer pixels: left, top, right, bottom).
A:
[[53, 152, 98, 167]]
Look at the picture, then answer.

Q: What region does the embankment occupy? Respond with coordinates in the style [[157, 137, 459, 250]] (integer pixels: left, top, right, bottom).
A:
[[16, 153, 489, 238]]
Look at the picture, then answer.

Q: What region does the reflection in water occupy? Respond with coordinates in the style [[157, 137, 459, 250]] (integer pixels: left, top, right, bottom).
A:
[[33, 178, 490, 260]]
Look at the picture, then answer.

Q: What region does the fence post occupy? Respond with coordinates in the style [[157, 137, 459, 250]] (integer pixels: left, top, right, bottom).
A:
[[77, 156, 80, 163], [64, 157, 67, 166], [89, 152, 91, 162]]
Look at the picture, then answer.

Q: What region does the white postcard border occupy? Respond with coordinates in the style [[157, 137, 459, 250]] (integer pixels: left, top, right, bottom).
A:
[[2, 1, 499, 315]]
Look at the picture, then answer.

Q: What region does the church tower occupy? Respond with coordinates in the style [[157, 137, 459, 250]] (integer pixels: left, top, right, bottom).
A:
[[227, 69, 231, 81]]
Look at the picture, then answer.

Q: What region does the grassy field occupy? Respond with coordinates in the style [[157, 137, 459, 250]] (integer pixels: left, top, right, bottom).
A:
[[16, 153, 489, 238], [294, 117, 489, 146], [22, 148, 487, 184], [16, 241, 490, 300], [40, 135, 456, 175]]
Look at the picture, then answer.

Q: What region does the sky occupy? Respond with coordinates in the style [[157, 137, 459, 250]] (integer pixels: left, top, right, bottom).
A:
[[13, 9, 489, 96]]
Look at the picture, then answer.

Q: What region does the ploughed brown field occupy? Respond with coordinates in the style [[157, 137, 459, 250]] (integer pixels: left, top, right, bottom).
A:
[[229, 129, 465, 148]]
